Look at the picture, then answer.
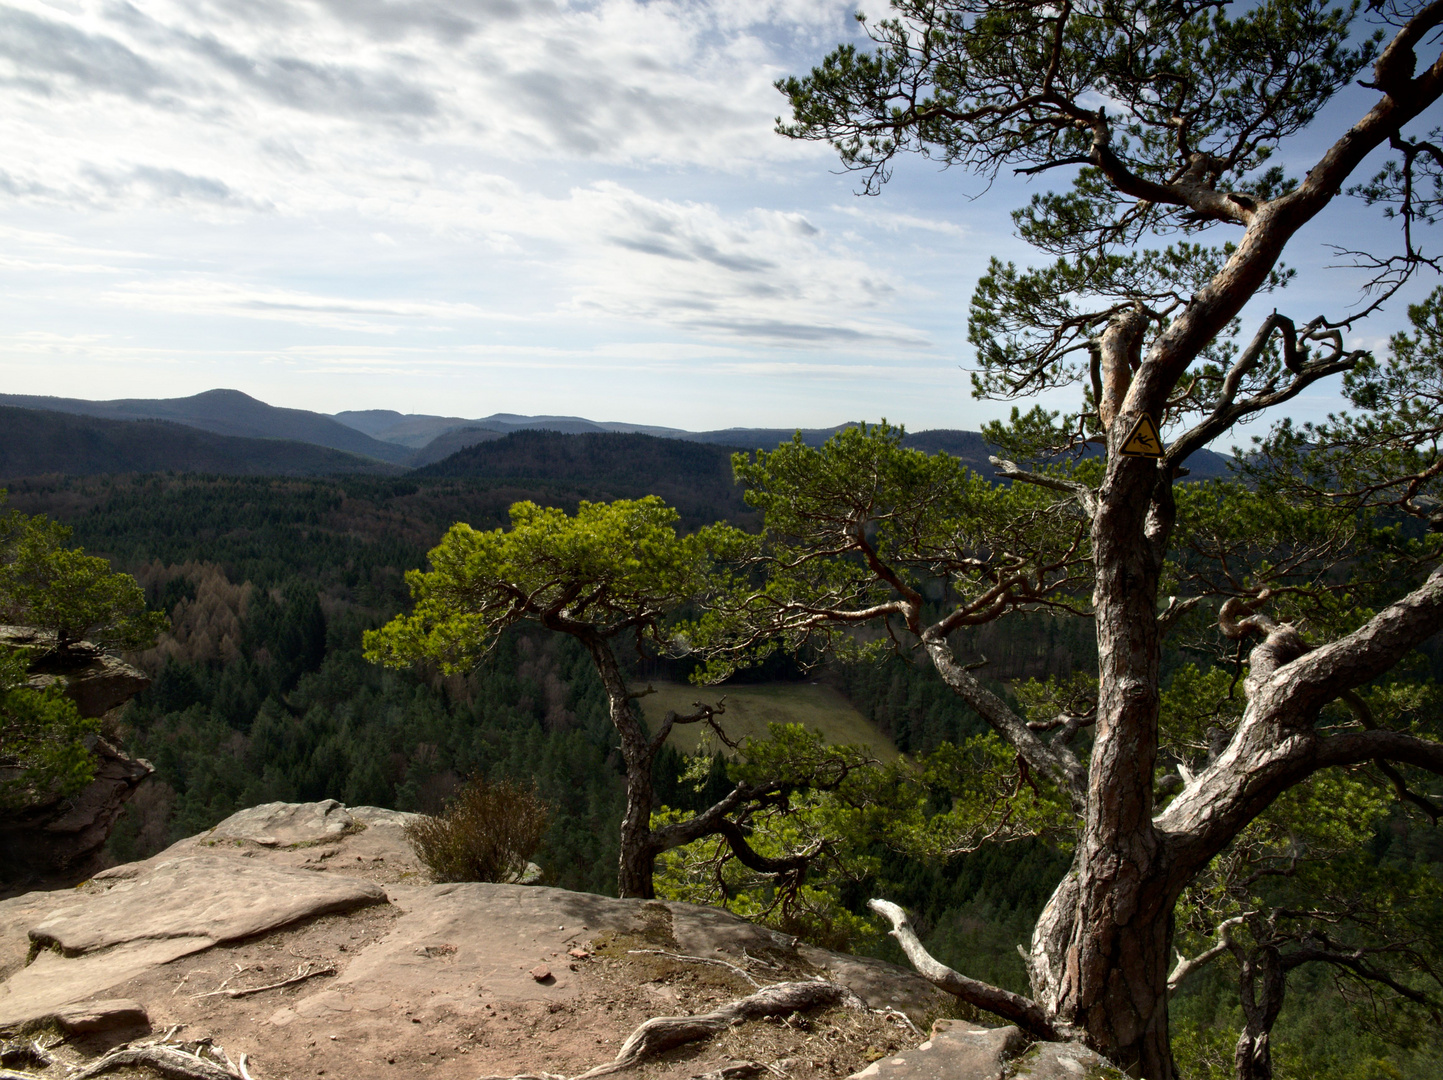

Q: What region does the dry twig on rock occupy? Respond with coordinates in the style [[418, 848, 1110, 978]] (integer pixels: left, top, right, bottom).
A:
[[626, 949, 763, 987], [193, 962, 335, 999], [480, 980, 860, 1080]]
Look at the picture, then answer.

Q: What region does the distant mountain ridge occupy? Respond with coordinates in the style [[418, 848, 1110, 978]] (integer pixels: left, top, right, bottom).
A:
[[334, 408, 688, 448], [0, 389, 1233, 481], [0, 390, 413, 465], [0, 406, 402, 479]]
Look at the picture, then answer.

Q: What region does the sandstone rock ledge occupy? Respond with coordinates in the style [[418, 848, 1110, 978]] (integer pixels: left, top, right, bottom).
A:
[[0, 628, 155, 883], [0, 801, 1105, 1080]]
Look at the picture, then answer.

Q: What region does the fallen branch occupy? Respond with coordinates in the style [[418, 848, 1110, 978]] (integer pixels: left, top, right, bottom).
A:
[[479, 980, 861, 1080], [868, 899, 1062, 1042], [194, 963, 335, 999], [740, 949, 780, 970], [627, 949, 763, 987]]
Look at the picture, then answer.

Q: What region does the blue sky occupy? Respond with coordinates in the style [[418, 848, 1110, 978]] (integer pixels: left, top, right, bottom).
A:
[[0, 0, 1436, 433]]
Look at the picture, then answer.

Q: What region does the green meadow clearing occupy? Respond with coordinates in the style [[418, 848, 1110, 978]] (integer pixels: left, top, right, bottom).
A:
[[637, 679, 901, 762]]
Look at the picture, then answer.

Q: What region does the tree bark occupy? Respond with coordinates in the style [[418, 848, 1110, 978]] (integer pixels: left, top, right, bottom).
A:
[[576, 631, 662, 899], [1233, 947, 1285, 1080], [574, 631, 780, 900], [1043, 447, 1174, 1079]]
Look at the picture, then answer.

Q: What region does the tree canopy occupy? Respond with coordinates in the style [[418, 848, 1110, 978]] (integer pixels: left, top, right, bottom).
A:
[[363, 497, 748, 674], [366, 497, 856, 899], [0, 494, 167, 653]]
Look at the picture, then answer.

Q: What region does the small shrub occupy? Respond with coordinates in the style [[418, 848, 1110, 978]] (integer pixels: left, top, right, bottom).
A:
[[404, 776, 549, 883]]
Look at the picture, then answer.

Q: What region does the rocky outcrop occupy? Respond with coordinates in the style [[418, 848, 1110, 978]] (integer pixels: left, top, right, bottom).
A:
[[0, 736, 152, 884], [0, 801, 965, 1080], [2, 855, 387, 1030], [0, 799, 1121, 1080], [9, 629, 152, 718], [0, 629, 153, 884], [202, 799, 402, 846]]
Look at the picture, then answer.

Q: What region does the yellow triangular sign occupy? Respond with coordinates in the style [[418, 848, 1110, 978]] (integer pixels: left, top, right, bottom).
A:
[[1120, 414, 1164, 458]]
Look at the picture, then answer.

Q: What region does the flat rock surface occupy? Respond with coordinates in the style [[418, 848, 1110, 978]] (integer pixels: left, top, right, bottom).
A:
[[0, 938, 207, 1030], [30, 854, 387, 954], [50, 997, 150, 1034], [0, 891, 57, 982], [203, 799, 383, 847], [0, 801, 960, 1080]]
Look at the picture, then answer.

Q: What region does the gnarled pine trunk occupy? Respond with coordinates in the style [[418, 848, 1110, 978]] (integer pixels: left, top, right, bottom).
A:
[[1032, 436, 1176, 1078], [1234, 947, 1285, 1080]]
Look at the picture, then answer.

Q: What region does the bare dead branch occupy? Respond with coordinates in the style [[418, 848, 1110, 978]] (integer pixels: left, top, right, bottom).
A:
[[867, 899, 1063, 1041], [1340, 691, 1443, 823], [1169, 916, 1246, 993], [1167, 312, 1363, 467], [989, 456, 1098, 518], [193, 963, 335, 999], [1157, 595, 1203, 638], [648, 697, 727, 756], [919, 629, 1087, 810]]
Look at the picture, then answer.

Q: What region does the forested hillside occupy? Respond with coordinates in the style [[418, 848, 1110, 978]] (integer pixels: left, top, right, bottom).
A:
[[414, 430, 755, 526], [7, 468, 1062, 928], [8, 455, 1434, 1078]]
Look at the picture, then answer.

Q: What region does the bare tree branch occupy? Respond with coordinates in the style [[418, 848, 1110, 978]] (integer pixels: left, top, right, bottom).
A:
[[989, 456, 1098, 518], [868, 899, 1064, 1041]]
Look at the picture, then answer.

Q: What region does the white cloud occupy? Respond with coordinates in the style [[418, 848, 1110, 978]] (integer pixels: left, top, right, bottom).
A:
[[0, 0, 1020, 427], [100, 278, 498, 332]]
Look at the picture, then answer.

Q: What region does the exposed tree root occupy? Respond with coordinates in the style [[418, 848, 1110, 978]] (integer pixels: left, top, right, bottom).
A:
[[69, 1043, 247, 1080], [689, 1061, 768, 1080], [0, 1039, 249, 1080], [480, 980, 861, 1080]]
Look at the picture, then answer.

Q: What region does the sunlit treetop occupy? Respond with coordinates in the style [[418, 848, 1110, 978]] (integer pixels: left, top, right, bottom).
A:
[[0, 493, 166, 654], [364, 496, 753, 674]]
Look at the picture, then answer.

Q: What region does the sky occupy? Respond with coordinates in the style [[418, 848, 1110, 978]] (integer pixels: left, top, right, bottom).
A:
[[0, 0, 1437, 434]]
